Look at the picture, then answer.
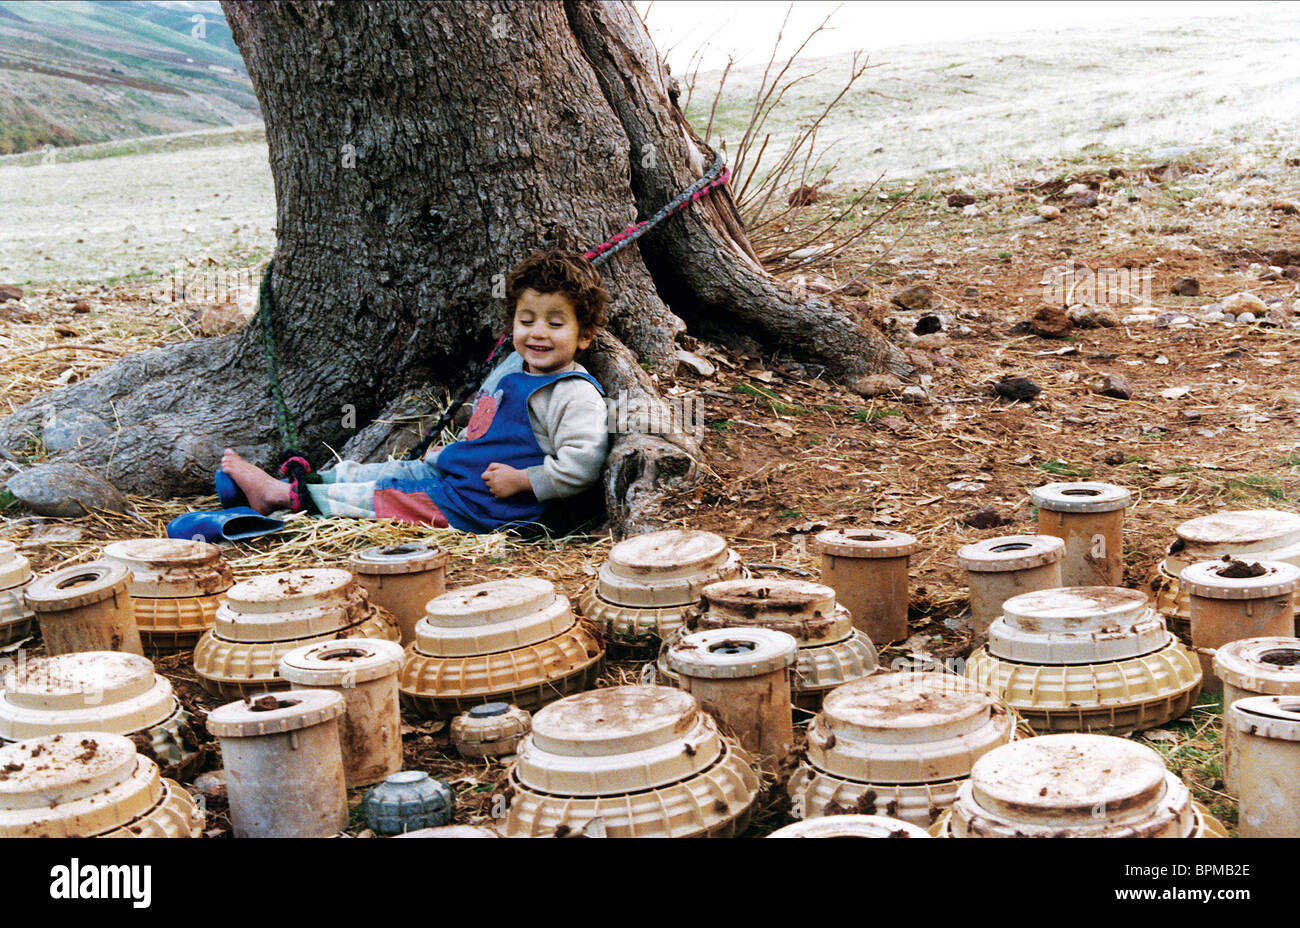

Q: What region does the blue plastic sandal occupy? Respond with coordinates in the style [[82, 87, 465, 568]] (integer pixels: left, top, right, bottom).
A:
[[214, 469, 248, 508], [166, 507, 285, 543]]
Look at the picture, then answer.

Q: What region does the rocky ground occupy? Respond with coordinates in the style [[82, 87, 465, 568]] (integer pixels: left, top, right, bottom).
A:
[[3, 140, 1299, 835]]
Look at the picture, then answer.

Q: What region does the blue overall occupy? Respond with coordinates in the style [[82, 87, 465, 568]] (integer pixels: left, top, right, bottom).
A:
[[411, 368, 604, 532]]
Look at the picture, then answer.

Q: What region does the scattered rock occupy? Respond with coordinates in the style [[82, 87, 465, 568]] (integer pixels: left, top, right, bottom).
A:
[[890, 284, 934, 312], [1284, 266, 1300, 281], [962, 203, 981, 217], [993, 376, 1041, 402], [40, 409, 114, 452], [53, 326, 78, 338], [1101, 450, 1126, 466], [913, 314, 944, 335], [675, 349, 716, 377], [1170, 277, 1199, 296], [1237, 311, 1258, 324], [1093, 373, 1132, 400], [0, 285, 21, 302], [191, 295, 255, 337], [1029, 305, 1072, 338], [851, 373, 904, 398], [947, 192, 976, 208], [1180, 410, 1202, 422], [961, 505, 1008, 529], [71, 300, 91, 314], [964, 286, 979, 297], [1062, 183, 1090, 197], [1069, 190, 1100, 208], [1016, 215, 1048, 226], [1092, 309, 1118, 327], [5, 463, 129, 517], [1067, 305, 1102, 328], [947, 481, 984, 492], [1153, 312, 1194, 328], [901, 385, 930, 405], [193, 769, 228, 801], [912, 333, 948, 351], [1035, 204, 1061, 221], [1269, 199, 1300, 215], [1223, 291, 1268, 315], [788, 185, 819, 207]]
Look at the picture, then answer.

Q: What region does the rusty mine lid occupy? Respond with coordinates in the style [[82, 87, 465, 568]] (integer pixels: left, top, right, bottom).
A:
[[666, 628, 798, 679], [1179, 559, 1300, 600], [989, 586, 1166, 664], [348, 543, 449, 576], [0, 652, 175, 740], [24, 561, 131, 611], [214, 569, 365, 642], [597, 529, 740, 607], [1176, 509, 1300, 556], [0, 732, 162, 838], [697, 579, 850, 645], [1030, 481, 1132, 514], [0, 541, 33, 591], [206, 688, 346, 738], [415, 578, 573, 657], [278, 638, 405, 687], [768, 815, 931, 838], [969, 734, 1171, 827], [515, 685, 723, 796], [814, 528, 918, 559], [1213, 637, 1300, 695], [1226, 695, 1300, 742], [102, 538, 233, 598], [957, 534, 1065, 572]]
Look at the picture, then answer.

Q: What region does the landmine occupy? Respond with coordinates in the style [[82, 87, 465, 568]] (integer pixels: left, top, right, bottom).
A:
[[578, 529, 743, 657], [0, 731, 203, 837], [1181, 558, 1299, 692], [964, 587, 1201, 733], [399, 578, 604, 719], [193, 568, 400, 697], [24, 561, 143, 656], [1151, 509, 1300, 642], [1213, 636, 1300, 795], [788, 672, 1013, 828], [931, 733, 1226, 837], [206, 689, 348, 838], [813, 529, 917, 644], [363, 770, 455, 835], [657, 579, 877, 710], [957, 534, 1065, 636], [102, 538, 233, 652], [0, 541, 36, 647], [0, 651, 199, 775], [450, 702, 533, 759], [347, 544, 449, 646], [279, 638, 405, 787], [501, 685, 760, 838], [1030, 482, 1131, 587], [767, 815, 931, 838], [1226, 695, 1300, 837], [665, 627, 797, 772]]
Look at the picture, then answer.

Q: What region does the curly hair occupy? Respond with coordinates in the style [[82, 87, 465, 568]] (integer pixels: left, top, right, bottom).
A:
[[505, 250, 609, 334]]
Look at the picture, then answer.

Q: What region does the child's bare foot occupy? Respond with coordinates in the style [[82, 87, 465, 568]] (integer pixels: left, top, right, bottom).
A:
[[220, 448, 292, 514]]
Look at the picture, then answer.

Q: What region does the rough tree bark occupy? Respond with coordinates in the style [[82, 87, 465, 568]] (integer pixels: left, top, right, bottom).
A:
[[0, 1, 909, 534]]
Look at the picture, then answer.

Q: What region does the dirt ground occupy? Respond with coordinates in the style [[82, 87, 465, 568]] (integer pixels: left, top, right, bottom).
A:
[[3, 143, 1299, 835]]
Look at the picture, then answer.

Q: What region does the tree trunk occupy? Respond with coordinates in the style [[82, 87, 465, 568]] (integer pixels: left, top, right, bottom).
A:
[[0, 0, 908, 535]]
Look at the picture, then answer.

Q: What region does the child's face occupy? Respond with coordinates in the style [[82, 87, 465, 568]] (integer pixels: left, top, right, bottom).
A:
[[512, 288, 593, 374]]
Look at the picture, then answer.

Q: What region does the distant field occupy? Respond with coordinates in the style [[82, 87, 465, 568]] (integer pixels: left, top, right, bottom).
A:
[[7, 3, 1300, 286]]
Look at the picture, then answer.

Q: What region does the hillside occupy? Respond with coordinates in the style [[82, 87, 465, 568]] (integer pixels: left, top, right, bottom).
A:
[[0, 0, 258, 154]]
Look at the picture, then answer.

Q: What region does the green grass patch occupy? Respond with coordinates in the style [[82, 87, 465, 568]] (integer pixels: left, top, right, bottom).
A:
[[1279, 455, 1300, 468], [732, 382, 806, 416], [777, 510, 802, 519], [1224, 474, 1287, 502], [1141, 690, 1234, 829], [852, 406, 903, 423], [1162, 465, 1198, 475], [706, 419, 730, 432], [1036, 459, 1093, 478]]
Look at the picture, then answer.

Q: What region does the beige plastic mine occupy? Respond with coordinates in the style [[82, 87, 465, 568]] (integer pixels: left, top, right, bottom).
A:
[[988, 586, 1168, 664], [206, 689, 348, 838], [1226, 695, 1300, 837], [789, 672, 1012, 828], [24, 561, 143, 656], [450, 703, 533, 759], [0, 652, 194, 768], [101, 538, 232, 651], [1214, 636, 1300, 795], [768, 815, 931, 838], [695, 579, 850, 644], [348, 544, 449, 646], [576, 585, 696, 650], [0, 541, 35, 646], [503, 685, 761, 838], [667, 627, 797, 772], [278, 638, 406, 787], [596, 529, 743, 608], [1182, 559, 1299, 693], [957, 535, 1064, 636], [944, 734, 1213, 837], [0, 731, 202, 838], [1031, 482, 1131, 587], [814, 528, 917, 644], [400, 578, 605, 718]]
